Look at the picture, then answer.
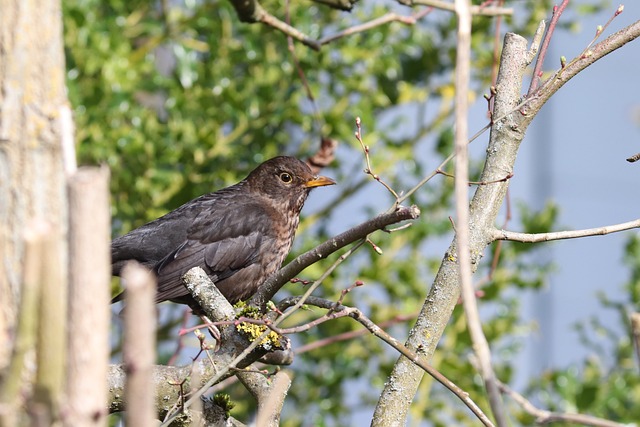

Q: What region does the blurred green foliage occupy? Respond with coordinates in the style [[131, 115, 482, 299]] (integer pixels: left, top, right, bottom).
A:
[[522, 235, 640, 426], [62, 0, 632, 425]]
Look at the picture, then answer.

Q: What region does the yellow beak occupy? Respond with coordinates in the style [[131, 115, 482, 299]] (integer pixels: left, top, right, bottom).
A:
[[305, 175, 336, 188]]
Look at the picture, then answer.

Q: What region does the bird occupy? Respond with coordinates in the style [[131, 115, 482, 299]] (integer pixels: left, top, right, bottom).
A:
[[111, 156, 336, 310]]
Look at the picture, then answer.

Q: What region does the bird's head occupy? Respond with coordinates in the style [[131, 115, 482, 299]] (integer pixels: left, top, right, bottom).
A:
[[245, 156, 336, 212]]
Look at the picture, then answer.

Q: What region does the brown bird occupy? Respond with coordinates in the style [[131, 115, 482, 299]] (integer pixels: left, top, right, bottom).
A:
[[111, 156, 335, 309]]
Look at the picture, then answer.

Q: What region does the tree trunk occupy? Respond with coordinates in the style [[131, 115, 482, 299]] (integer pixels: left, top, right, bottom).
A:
[[0, 0, 69, 371]]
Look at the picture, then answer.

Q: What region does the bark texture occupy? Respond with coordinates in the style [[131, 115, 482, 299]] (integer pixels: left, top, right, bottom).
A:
[[0, 0, 69, 371], [372, 33, 531, 426]]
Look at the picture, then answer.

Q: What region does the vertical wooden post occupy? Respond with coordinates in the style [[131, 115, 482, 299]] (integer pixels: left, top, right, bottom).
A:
[[66, 167, 111, 426]]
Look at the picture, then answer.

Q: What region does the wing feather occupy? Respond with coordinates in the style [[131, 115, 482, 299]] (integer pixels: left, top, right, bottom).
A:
[[153, 200, 276, 304]]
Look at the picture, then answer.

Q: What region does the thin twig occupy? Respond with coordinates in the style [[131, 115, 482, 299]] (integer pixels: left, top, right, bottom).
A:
[[252, 205, 420, 306], [454, 0, 506, 425], [412, 0, 512, 16], [354, 117, 399, 199], [436, 168, 513, 185], [319, 9, 433, 45], [492, 218, 640, 243], [489, 0, 504, 86], [631, 313, 640, 371], [169, 309, 193, 365], [290, 297, 495, 426], [590, 6, 623, 49], [487, 185, 512, 280], [527, 0, 570, 95], [498, 381, 627, 427], [397, 94, 538, 206], [568, 5, 625, 68], [529, 19, 640, 118], [294, 313, 417, 354], [397, 150, 455, 205]]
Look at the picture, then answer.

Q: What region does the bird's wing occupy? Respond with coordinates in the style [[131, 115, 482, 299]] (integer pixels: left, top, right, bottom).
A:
[[111, 193, 215, 274], [153, 201, 274, 302]]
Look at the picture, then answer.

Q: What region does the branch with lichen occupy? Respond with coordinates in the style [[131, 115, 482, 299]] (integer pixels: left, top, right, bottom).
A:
[[106, 201, 419, 423]]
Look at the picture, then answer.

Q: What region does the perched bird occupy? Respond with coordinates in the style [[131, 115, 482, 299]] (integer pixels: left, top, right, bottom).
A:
[[111, 156, 335, 309]]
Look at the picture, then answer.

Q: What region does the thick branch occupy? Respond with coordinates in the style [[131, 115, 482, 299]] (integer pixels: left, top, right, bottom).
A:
[[311, 0, 358, 11], [374, 32, 530, 426], [35, 225, 67, 422], [108, 363, 208, 414], [183, 267, 236, 321], [375, 19, 640, 425], [160, 268, 291, 426], [247, 370, 291, 427], [0, 223, 47, 427], [109, 269, 272, 421]]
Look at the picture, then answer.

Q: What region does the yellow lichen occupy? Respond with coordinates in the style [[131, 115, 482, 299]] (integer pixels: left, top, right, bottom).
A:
[[235, 322, 282, 350], [234, 303, 283, 350]]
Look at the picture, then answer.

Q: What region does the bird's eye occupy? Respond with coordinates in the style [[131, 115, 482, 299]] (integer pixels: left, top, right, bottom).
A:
[[279, 172, 293, 183]]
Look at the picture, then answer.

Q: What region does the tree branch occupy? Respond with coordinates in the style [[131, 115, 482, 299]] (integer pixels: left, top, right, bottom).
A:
[[492, 218, 640, 243], [319, 9, 433, 46], [286, 296, 494, 426], [160, 268, 289, 426], [227, 0, 512, 52], [497, 381, 627, 427], [375, 18, 640, 423], [0, 223, 47, 427], [107, 203, 419, 423], [252, 370, 291, 427], [453, 0, 506, 425], [374, 31, 530, 426], [525, 19, 640, 116], [409, 0, 513, 16], [631, 313, 640, 371], [251, 205, 420, 307], [109, 269, 278, 423], [527, 0, 570, 95]]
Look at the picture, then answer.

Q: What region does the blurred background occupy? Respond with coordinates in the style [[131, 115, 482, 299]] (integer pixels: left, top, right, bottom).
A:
[[63, 0, 640, 424]]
